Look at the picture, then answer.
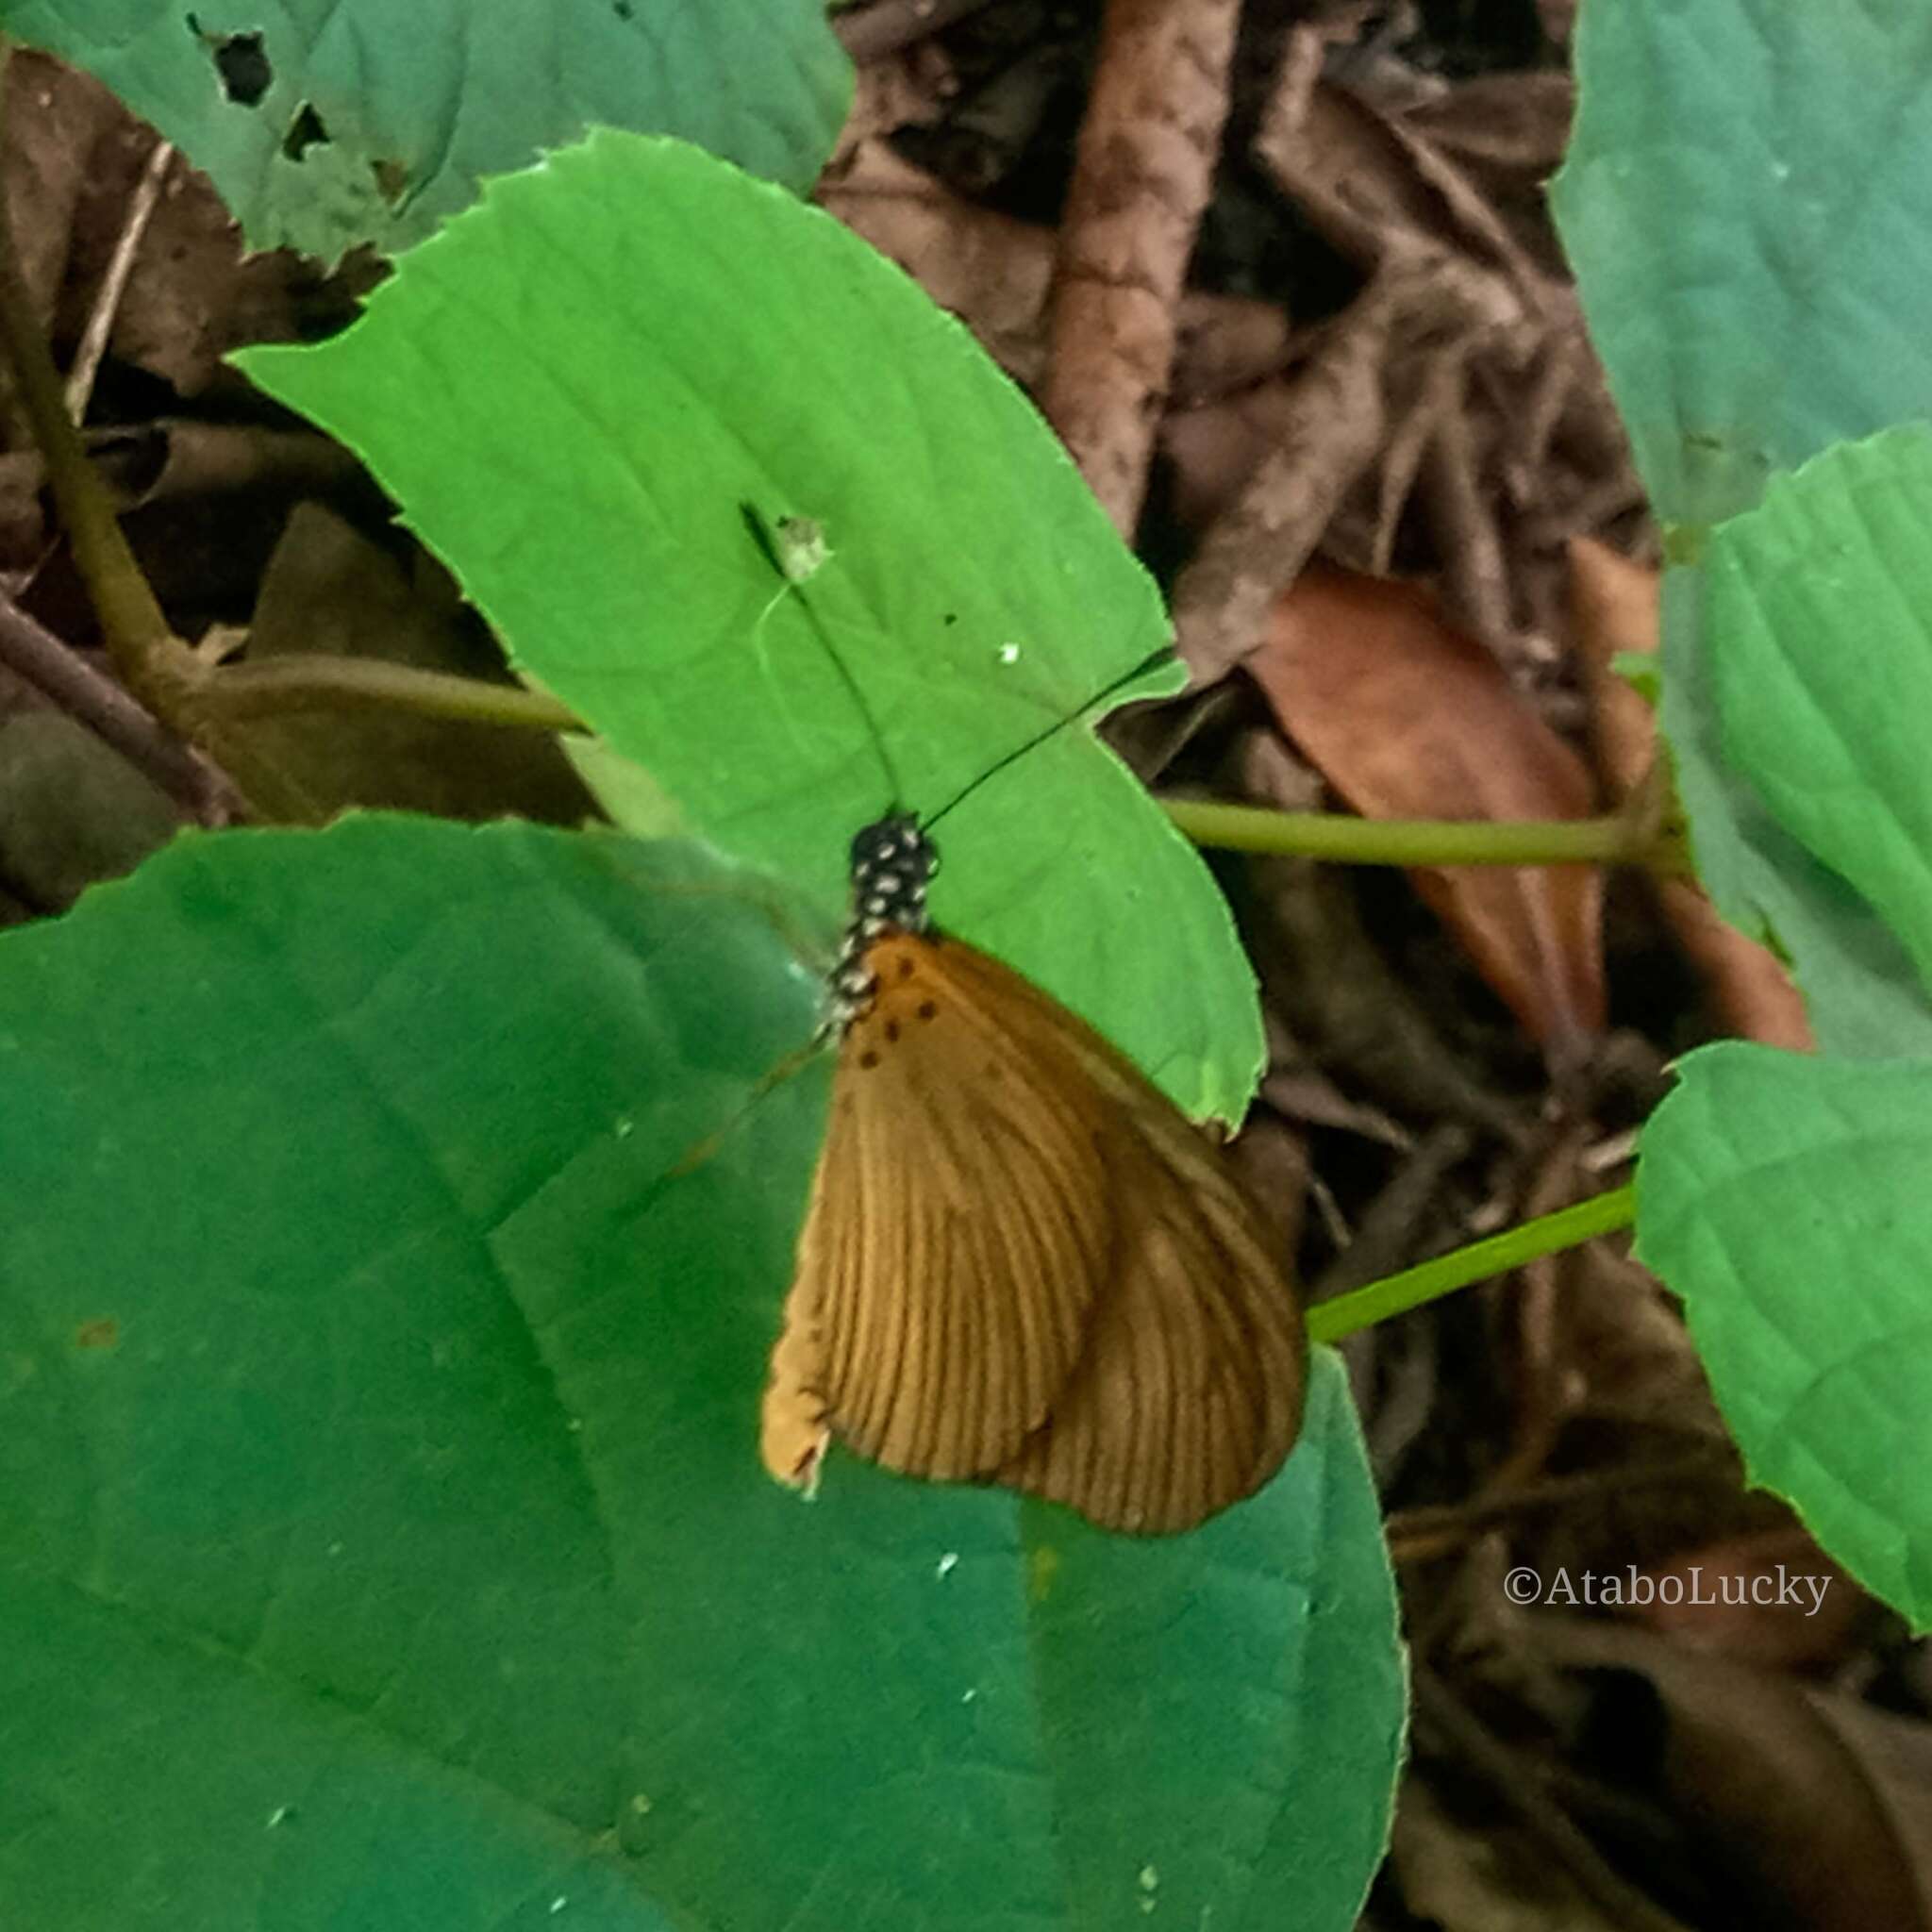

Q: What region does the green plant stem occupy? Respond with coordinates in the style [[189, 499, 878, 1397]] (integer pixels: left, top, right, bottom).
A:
[[0, 42, 178, 680], [212, 658, 586, 732], [1307, 1183, 1636, 1344], [0, 39, 337, 820], [1165, 796, 1663, 871]]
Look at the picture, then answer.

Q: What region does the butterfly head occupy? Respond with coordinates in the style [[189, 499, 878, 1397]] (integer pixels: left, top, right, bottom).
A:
[[831, 812, 939, 1024]]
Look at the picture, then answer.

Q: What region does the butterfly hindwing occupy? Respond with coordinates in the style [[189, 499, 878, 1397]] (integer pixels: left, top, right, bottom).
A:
[[992, 1085, 1307, 1532], [930, 938, 1307, 1532]]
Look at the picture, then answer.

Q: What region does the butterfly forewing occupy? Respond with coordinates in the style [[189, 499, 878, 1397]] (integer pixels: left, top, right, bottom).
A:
[[781, 932, 1115, 1480]]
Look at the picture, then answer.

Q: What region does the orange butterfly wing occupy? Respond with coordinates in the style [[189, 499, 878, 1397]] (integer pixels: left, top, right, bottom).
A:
[[761, 930, 1306, 1533], [770, 934, 1114, 1484]]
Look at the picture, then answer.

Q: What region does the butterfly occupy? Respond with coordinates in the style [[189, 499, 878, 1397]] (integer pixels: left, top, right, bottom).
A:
[[745, 542, 1308, 1531]]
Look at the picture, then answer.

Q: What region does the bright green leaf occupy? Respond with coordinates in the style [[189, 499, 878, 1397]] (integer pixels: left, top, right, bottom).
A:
[[1552, 0, 1932, 528], [0, 0, 849, 258], [0, 1571, 671, 1931], [238, 132, 1261, 1123], [1638, 1041, 1932, 1631], [1553, 3, 1932, 1052], [0, 815, 1402, 1930], [1657, 566, 1932, 1059], [1704, 426, 1932, 998]]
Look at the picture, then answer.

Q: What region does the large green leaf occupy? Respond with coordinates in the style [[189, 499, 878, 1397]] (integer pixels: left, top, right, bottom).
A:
[[1704, 426, 1932, 996], [1552, 0, 1932, 529], [0, 815, 1403, 1928], [1635, 431, 1932, 1630], [1669, 427, 1932, 1059], [1638, 1041, 1932, 1632], [238, 132, 1262, 1124], [1657, 564, 1932, 1063], [0, 0, 849, 258], [1552, 3, 1932, 1040]]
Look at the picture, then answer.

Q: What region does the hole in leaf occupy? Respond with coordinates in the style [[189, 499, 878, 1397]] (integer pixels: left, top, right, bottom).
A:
[[187, 15, 273, 107], [372, 158, 411, 205], [282, 102, 330, 162]]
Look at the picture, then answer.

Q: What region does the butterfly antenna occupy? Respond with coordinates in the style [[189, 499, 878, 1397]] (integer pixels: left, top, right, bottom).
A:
[[922, 641, 1177, 831], [741, 504, 1174, 831], [741, 502, 907, 809]]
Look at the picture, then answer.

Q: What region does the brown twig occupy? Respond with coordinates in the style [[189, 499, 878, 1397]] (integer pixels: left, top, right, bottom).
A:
[[0, 593, 242, 824], [1386, 1451, 1735, 1562], [1371, 349, 1466, 573], [836, 0, 992, 63], [0, 42, 335, 821], [1039, 0, 1242, 538], [1166, 294, 1393, 681], [1421, 384, 1514, 641], [1170, 26, 1550, 682], [64, 137, 174, 423]]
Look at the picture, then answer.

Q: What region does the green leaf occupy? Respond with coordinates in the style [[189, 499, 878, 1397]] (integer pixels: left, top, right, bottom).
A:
[[238, 131, 1262, 1123], [1638, 1041, 1932, 1631], [1553, 4, 1932, 1050], [1704, 426, 1932, 999], [0, 0, 850, 258], [1551, 0, 1932, 528], [0, 1572, 674, 1931], [1660, 563, 1932, 1061], [1650, 439, 1932, 1616], [0, 814, 1403, 1929]]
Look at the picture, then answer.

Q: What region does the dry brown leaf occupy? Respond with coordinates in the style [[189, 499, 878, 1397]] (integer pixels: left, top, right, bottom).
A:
[[1533, 1620, 1932, 1932], [821, 142, 1050, 381], [1254, 563, 1605, 1064], [3, 52, 366, 406], [1160, 375, 1316, 533], [1568, 536, 1661, 798], [0, 52, 121, 334], [823, 142, 1290, 395], [829, 18, 956, 158], [1392, 1773, 1639, 1932], [1168, 309, 1394, 683], [1230, 727, 1522, 1134], [0, 708, 178, 909], [1405, 72, 1575, 187], [1628, 1526, 1868, 1670], [1569, 537, 1814, 1051]]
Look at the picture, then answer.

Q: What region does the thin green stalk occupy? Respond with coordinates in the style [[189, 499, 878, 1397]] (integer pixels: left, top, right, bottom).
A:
[[0, 38, 175, 679], [1307, 1183, 1637, 1344], [0, 41, 338, 818], [1165, 796, 1657, 871], [213, 658, 586, 733]]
